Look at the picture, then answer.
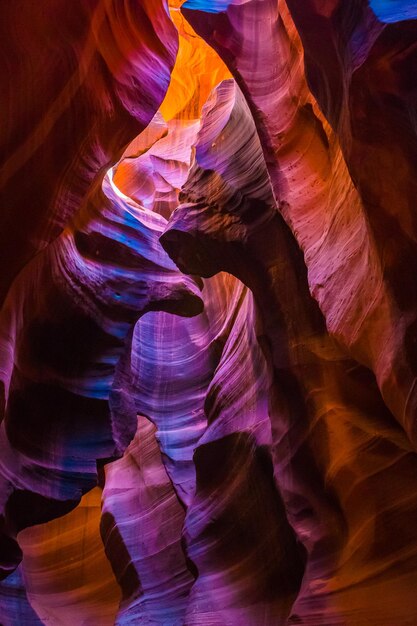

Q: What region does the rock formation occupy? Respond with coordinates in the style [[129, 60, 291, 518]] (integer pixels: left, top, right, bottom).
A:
[[0, 1, 416, 624]]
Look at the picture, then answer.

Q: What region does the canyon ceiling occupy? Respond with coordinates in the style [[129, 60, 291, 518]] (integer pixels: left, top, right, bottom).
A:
[[0, 1, 417, 624]]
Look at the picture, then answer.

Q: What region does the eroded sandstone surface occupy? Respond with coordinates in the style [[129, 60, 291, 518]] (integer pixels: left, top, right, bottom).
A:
[[1, 1, 416, 624]]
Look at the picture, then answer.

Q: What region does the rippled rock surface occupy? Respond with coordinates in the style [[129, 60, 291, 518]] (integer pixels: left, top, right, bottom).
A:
[[1, 1, 416, 624]]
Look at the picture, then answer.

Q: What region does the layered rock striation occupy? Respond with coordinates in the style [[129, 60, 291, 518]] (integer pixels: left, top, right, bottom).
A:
[[1, 1, 416, 624]]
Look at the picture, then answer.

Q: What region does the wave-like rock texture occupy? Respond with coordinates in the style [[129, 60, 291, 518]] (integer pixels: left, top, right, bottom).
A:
[[1, 1, 417, 624], [114, 117, 200, 218], [102, 415, 193, 624], [180, 0, 391, 419], [0, 171, 202, 581], [184, 0, 417, 462], [113, 7, 231, 220], [0, 0, 178, 304], [162, 78, 417, 624], [18, 488, 120, 626], [282, 0, 417, 448]]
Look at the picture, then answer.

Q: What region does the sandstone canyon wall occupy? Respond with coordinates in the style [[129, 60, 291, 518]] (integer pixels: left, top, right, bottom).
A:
[[0, 1, 416, 624]]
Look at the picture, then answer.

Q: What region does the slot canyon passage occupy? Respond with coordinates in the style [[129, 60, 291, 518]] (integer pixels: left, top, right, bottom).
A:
[[1, 0, 417, 624]]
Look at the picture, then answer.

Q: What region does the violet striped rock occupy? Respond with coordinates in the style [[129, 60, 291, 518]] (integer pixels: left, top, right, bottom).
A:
[[0, 171, 202, 579], [162, 77, 417, 624], [0, 1, 416, 624]]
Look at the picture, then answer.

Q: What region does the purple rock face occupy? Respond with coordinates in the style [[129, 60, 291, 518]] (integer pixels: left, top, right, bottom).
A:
[[1, 1, 417, 624]]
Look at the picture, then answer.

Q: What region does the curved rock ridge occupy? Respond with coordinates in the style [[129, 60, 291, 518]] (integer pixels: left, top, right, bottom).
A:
[[180, 0, 381, 349], [104, 264, 302, 624], [0, 2, 416, 624], [113, 8, 231, 220], [282, 0, 417, 449], [105, 109, 296, 620], [128, 273, 233, 507], [0, 170, 202, 581], [18, 487, 120, 626], [162, 78, 417, 624], [0, 0, 178, 305], [102, 269, 257, 623], [181, 0, 417, 486], [182, 284, 306, 625], [114, 118, 201, 219], [102, 415, 193, 625]]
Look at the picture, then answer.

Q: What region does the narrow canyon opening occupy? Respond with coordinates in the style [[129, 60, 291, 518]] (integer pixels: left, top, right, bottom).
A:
[[1, 2, 417, 625]]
